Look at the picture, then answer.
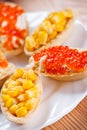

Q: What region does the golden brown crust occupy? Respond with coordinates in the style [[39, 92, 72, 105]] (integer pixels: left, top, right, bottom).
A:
[[40, 69, 87, 81], [0, 63, 15, 88], [0, 45, 23, 56], [0, 69, 42, 124], [24, 9, 77, 56]]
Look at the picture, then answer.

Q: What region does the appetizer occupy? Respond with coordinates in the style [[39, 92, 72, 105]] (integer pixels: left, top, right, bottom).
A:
[[0, 50, 15, 88], [0, 2, 28, 55], [25, 9, 76, 56], [29, 46, 87, 81], [1, 68, 42, 124]]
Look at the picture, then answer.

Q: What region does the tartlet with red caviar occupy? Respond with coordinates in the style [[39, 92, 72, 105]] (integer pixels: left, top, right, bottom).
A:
[[0, 2, 28, 56], [28, 46, 87, 81]]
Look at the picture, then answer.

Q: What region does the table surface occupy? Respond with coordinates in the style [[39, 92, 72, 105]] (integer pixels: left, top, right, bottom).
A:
[[3, 0, 87, 129]]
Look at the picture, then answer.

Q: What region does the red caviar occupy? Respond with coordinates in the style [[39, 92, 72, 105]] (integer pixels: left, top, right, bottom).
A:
[[0, 3, 27, 50], [0, 58, 8, 68], [33, 46, 87, 74]]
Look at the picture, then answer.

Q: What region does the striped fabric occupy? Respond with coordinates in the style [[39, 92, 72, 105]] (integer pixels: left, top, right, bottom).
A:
[[43, 96, 87, 130]]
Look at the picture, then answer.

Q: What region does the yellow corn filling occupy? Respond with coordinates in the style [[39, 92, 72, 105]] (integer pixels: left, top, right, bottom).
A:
[[25, 9, 73, 51], [1, 68, 38, 117]]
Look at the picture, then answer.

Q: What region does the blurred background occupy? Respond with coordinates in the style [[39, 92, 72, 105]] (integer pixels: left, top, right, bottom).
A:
[[4, 0, 87, 25]]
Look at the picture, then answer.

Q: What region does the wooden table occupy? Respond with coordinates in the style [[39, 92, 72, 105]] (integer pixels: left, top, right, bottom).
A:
[[4, 0, 87, 129]]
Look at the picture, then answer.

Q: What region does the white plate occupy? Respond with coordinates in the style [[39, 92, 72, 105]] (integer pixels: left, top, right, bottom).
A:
[[0, 12, 87, 130]]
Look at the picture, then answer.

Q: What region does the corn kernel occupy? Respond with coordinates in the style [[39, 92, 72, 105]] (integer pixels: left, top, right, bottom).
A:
[[41, 20, 53, 34], [5, 80, 10, 86], [48, 31, 57, 42], [1, 88, 7, 94], [23, 80, 34, 90], [16, 79, 22, 85], [14, 68, 23, 78], [17, 93, 28, 102], [35, 39, 41, 48], [47, 12, 58, 21], [9, 104, 18, 115], [22, 70, 37, 81], [23, 71, 27, 79], [57, 12, 65, 21], [36, 31, 48, 45], [25, 87, 38, 98], [7, 86, 19, 97], [16, 107, 28, 117], [22, 71, 29, 79], [27, 72, 37, 81], [12, 75, 24, 82], [16, 85, 24, 94], [18, 102, 25, 108], [25, 36, 36, 51], [33, 29, 39, 39], [25, 98, 36, 110], [11, 75, 17, 80], [54, 24, 65, 32], [48, 12, 65, 24], [5, 80, 15, 87], [51, 15, 60, 24], [5, 98, 14, 108], [64, 9, 73, 18], [1, 94, 10, 102]]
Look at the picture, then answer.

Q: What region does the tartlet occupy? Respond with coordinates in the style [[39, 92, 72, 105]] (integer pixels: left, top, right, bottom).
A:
[[24, 9, 76, 56], [28, 45, 87, 81], [0, 68, 42, 124], [0, 2, 28, 56]]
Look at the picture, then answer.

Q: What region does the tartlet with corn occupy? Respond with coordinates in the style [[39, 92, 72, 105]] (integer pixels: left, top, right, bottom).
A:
[[0, 68, 42, 124], [24, 9, 76, 56]]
